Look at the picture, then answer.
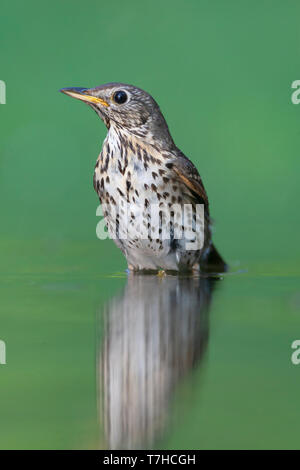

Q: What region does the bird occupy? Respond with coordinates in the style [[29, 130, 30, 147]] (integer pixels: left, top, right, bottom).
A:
[[60, 83, 227, 273]]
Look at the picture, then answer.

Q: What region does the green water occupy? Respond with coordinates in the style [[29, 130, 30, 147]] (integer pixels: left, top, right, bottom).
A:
[[1, 262, 299, 449], [1, 0, 300, 449]]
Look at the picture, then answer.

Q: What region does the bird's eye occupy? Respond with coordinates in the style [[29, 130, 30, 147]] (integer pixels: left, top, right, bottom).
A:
[[113, 90, 128, 104]]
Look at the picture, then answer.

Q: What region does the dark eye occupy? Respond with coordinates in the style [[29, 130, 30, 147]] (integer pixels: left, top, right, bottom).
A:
[[113, 90, 127, 104]]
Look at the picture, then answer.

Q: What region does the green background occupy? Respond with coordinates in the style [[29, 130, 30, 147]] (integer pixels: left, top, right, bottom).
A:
[[0, 0, 300, 449]]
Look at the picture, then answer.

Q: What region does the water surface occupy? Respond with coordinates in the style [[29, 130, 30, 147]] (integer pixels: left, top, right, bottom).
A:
[[0, 249, 299, 450]]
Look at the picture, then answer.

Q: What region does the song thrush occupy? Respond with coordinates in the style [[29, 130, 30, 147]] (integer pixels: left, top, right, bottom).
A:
[[60, 83, 226, 273]]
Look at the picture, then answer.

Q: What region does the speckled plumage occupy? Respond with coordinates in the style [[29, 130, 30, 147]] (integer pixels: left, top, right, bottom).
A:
[[60, 83, 226, 272]]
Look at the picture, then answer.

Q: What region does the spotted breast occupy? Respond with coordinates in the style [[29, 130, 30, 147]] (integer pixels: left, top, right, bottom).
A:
[[94, 125, 210, 272]]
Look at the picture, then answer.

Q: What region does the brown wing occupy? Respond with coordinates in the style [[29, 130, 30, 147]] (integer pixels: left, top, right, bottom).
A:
[[170, 153, 227, 271], [169, 154, 209, 214]]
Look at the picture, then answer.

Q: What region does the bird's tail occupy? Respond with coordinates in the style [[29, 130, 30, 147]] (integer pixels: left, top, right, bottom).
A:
[[202, 244, 228, 273]]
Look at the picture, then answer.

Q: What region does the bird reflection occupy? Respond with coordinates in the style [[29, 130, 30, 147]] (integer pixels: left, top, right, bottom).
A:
[[98, 274, 218, 449]]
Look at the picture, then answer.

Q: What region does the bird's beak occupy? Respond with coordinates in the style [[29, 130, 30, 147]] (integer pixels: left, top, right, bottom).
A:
[[60, 87, 109, 107]]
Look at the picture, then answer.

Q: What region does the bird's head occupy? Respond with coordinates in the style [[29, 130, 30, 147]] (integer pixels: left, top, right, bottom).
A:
[[60, 82, 174, 149]]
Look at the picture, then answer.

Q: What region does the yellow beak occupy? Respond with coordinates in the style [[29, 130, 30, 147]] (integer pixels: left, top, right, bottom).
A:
[[60, 87, 109, 107]]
